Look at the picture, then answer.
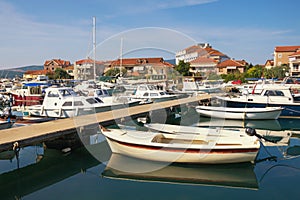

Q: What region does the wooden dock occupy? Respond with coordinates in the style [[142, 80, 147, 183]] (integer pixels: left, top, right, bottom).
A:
[[0, 94, 210, 152]]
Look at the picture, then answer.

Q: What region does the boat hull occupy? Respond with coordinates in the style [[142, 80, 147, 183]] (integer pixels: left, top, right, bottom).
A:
[[102, 129, 260, 164], [12, 94, 43, 106], [196, 106, 282, 120], [106, 138, 258, 164], [221, 99, 300, 117]]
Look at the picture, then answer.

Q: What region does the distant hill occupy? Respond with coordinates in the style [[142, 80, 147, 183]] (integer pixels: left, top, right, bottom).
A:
[[165, 59, 176, 65], [0, 65, 44, 79]]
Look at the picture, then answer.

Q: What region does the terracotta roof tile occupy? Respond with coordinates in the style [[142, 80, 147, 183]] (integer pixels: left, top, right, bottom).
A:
[[190, 56, 217, 64], [44, 59, 71, 66], [275, 46, 300, 52], [75, 59, 104, 65], [217, 59, 246, 67], [24, 69, 48, 75], [289, 50, 300, 57], [108, 57, 169, 66]]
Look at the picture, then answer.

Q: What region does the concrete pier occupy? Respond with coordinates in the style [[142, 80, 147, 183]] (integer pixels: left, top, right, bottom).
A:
[[0, 94, 210, 152]]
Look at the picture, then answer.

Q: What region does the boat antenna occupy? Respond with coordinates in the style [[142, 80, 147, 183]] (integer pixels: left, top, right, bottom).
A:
[[120, 37, 123, 77]]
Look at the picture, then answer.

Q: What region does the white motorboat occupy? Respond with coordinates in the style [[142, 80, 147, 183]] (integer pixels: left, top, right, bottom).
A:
[[195, 106, 283, 120], [130, 84, 178, 103], [216, 85, 300, 117], [28, 87, 139, 118], [101, 126, 260, 164]]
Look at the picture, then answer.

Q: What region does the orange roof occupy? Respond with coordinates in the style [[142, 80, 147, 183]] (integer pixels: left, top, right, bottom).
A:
[[108, 57, 170, 66], [64, 65, 74, 70], [44, 59, 71, 66], [275, 46, 300, 52], [190, 56, 217, 64], [217, 59, 246, 67], [182, 45, 227, 58], [289, 50, 300, 57], [265, 59, 274, 66], [75, 58, 104, 65], [24, 69, 48, 75]]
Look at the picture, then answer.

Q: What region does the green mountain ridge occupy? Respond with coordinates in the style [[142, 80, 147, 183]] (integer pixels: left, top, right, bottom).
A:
[[0, 65, 44, 79]]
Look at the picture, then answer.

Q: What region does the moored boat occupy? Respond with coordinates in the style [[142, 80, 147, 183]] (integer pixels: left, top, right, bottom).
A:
[[101, 127, 260, 164], [10, 82, 49, 106], [129, 84, 179, 103], [195, 106, 283, 120], [27, 87, 141, 118], [216, 85, 300, 117]]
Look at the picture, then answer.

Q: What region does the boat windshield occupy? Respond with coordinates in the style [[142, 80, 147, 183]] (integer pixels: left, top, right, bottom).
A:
[[86, 97, 102, 104], [264, 90, 285, 96], [59, 89, 78, 97]]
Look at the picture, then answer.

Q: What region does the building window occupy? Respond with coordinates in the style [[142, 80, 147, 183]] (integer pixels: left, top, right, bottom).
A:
[[278, 53, 282, 58]]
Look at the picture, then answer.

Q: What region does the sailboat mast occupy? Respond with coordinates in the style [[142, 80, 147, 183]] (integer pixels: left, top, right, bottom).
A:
[[120, 37, 123, 77], [93, 16, 96, 81]]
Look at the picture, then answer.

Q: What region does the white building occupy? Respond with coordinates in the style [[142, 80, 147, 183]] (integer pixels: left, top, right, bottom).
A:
[[289, 50, 300, 76], [74, 59, 104, 80], [189, 56, 218, 76], [175, 43, 229, 65]]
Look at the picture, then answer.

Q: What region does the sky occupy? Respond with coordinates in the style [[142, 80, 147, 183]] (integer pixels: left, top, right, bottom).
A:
[[0, 0, 300, 69]]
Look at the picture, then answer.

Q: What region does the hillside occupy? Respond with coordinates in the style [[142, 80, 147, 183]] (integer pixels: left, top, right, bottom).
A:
[[0, 65, 44, 79]]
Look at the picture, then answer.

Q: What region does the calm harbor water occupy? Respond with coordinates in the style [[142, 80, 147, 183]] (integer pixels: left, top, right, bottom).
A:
[[1, 108, 300, 200]]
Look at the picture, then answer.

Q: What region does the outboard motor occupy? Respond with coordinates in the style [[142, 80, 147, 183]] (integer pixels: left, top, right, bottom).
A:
[[245, 127, 277, 143]]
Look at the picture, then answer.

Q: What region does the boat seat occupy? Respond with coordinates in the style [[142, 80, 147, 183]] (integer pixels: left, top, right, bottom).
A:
[[152, 134, 208, 145]]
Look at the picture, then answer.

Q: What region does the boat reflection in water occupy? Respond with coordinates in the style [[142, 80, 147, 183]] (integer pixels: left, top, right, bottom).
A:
[[0, 146, 101, 200], [197, 117, 282, 131], [197, 117, 300, 131], [102, 153, 258, 190]]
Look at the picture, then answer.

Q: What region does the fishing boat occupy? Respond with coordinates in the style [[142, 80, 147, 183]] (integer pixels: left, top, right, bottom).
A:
[[100, 126, 260, 164], [102, 153, 259, 189], [216, 85, 300, 117], [195, 106, 283, 120]]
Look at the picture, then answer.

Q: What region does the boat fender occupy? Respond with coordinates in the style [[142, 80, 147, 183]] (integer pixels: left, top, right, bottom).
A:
[[12, 141, 20, 152]]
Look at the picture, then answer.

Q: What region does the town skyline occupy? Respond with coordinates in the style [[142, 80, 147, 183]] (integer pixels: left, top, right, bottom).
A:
[[1, 0, 300, 69]]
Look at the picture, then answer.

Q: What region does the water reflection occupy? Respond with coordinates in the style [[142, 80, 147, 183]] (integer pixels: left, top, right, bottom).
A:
[[197, 117, 300, 131], [0, 146, 100, 200], [102, 153, 259, 190]]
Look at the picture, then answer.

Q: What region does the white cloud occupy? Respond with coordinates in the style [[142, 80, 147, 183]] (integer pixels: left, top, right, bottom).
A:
[[0, 2, 91, 69]]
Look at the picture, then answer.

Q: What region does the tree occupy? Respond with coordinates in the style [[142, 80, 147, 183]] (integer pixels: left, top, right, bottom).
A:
[[245, 65, 263, 78], [105, 68, 127, 77], [53, 68, 71, 79], [175, 60, 191, 76], [263, 65, 289, 79]]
